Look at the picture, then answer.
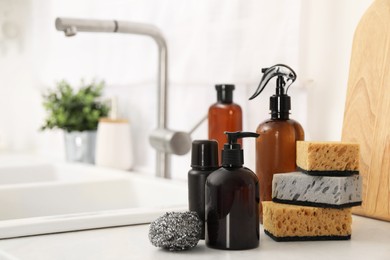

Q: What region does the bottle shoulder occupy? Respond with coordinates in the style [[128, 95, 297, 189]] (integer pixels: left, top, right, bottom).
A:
[[256, 118, 303, 133], [257, 117, 299, 124], [209, 102, 242, 112], [188, 168, 219, 176], [206, 167, 258, 186]]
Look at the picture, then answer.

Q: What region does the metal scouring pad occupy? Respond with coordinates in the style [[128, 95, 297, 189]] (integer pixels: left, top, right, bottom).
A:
[[148, 211, 202, 251]]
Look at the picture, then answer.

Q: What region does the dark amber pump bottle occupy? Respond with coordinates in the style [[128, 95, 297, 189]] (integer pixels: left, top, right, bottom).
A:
[[205, 132, 259, 250], [249, 64, 304, 223], [208, 84, 242, 165]]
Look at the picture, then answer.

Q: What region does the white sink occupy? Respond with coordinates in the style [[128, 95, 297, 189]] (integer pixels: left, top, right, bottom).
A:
[[0, 157, 187, 239], [0, 155, 59, 185], [0, 163, 56, 185]]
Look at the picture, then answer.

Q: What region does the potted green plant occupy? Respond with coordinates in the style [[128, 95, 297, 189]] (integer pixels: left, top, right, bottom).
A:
[[41, 80, 110, 164]]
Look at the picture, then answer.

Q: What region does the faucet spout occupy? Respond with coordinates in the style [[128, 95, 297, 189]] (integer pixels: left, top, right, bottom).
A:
[[55, 17, 169, 178]]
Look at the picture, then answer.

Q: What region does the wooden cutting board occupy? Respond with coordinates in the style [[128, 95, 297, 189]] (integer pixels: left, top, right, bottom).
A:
[[342, 0, 390, 221]]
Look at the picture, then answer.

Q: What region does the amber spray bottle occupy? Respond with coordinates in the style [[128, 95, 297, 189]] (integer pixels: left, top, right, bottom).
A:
[[249, 64, 304, 223], [205, 131, 259, 250], [208, 84, 242, 165]]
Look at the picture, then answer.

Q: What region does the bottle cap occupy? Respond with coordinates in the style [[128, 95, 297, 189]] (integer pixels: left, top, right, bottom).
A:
[[191, 140, 219, 169], [216, 84, 235, 104]]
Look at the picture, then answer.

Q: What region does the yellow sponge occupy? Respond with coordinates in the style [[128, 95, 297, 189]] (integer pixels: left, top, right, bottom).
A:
[[262, 201, 352, 241], [296, 141, 359, 175]]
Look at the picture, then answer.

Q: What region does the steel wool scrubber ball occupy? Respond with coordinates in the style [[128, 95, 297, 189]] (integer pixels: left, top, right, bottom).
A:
[[149, 211, 202, 251]]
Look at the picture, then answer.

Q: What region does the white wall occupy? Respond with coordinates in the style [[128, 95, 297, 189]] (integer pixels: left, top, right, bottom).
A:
[[299, 0, 372, 141], [0, 0, 372, 180]]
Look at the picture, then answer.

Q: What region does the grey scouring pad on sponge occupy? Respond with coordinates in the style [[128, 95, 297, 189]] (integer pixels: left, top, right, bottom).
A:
[[272, 172, 362, 208], [149, 211, 202, 251]]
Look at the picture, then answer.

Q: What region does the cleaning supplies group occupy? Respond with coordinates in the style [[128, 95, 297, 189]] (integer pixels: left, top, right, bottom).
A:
[[149, 64, 362, 251]]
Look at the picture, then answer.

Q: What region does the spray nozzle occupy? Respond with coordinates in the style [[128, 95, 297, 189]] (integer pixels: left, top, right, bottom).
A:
[[249, 64, 296, 100], [249, 64, 297, 120], [222, 131, 259, 167]]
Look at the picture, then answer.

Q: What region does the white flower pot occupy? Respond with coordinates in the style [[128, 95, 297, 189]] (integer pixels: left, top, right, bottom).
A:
[[64, 130, 96, 164]]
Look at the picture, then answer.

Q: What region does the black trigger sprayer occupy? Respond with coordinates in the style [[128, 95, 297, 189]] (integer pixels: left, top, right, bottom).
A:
[[249, 64, 297, 119]]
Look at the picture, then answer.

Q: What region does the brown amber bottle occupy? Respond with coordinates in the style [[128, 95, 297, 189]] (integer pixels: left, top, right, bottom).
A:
[[205, 132, 259, 250], [208, 84, 242, 165], [249, 64, 304, 223]]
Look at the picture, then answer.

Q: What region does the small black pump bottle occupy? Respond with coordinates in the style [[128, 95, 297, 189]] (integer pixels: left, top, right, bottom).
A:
[[205, 132, 260, 250], [188, 140, 219, 239]]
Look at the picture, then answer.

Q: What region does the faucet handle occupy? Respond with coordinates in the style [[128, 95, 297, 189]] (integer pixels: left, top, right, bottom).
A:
[[149, 129, 192, 156]]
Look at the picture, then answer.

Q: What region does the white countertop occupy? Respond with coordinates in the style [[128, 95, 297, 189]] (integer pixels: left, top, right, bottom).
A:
[[0, 215, 389, 260]]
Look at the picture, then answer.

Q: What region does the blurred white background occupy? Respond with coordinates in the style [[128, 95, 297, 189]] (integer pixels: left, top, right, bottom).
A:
[[0, 0, 372, 179]]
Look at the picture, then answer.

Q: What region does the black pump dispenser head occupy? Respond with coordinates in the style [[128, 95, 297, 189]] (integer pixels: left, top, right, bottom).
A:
[[249, 64, 297, 120], [222, 131, 259, 167]]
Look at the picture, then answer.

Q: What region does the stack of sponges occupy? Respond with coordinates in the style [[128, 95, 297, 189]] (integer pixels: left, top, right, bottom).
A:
[[263, 141, 362, 241]]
